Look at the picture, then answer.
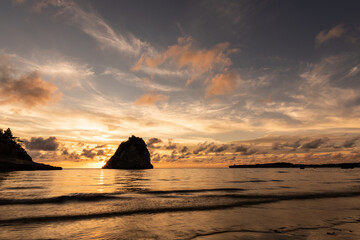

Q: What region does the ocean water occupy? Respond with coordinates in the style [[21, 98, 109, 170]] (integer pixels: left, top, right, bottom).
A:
[[0, 168, 359, 240]]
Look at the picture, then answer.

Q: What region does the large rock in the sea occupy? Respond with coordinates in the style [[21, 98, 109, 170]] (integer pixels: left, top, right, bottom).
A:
[[102, 136, 153, 169], [0, 128, 62, 171]]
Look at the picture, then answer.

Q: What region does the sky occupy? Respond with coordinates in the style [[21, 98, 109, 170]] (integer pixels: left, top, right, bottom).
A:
[[0, 0, 360, 168]]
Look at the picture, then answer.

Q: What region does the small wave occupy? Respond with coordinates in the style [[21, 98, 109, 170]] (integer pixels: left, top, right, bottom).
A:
[[140, 188, 246, 194], [0, 188, 246, 205], [0, 193, 122, 205], [203, 191, 360, 201], [228, 180, 283, 183], [1, 190, 360, 225], [0, 199, 275, 225], [2, 186, 45, 190]]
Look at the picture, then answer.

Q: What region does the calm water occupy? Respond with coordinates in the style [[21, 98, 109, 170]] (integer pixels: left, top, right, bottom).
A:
[[0, 168, 360, 239]]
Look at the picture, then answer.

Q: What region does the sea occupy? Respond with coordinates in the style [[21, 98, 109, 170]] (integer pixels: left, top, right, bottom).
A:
[[0, 168, 359, 240]]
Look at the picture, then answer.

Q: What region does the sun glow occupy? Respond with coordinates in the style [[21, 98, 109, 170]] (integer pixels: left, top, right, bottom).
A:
[[83, 161, 106, 168]]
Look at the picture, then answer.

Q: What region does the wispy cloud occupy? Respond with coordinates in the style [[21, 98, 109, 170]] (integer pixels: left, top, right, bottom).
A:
[[135, 93, 169, 105], [6, 52, 94, 88], [316, 24, 345, 46], [103, 67, 181, 92], [21, 0, 152, 55]]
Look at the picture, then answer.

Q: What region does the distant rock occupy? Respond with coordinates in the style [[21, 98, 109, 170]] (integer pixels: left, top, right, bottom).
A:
[[0, 128, 62, 171], [102, 136, 153, 169]]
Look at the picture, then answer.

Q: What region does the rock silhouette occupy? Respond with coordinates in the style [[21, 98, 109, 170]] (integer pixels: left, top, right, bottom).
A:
[[0, 128, 62, 171], [102, 136, 153, 169]]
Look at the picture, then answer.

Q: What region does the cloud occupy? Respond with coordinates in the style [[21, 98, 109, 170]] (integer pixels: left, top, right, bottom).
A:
[[104, 67, 181, 92], [0, 55, 61, 107], [96, 149, 105, 156], [180, 146, 188, 153], [316, 24, 345, 45], [206, 70, 239, 98], [132, 36, 238, 85], [273, 139, 302, 151], [207, 144, 228, 153], [135, 93, 169, 105], [132, 36, 241, 98], [24, 0, 151, 55], [272, 142, 281, 150], [24, 136, 59, 151], [301, 138, 328, 149], [151, 153, 161, 163], [136, 36, 235, 72], [81, 148, 97, 159], [165, 139, 177, 149], [342, 137, 359, 148], [235, 145, 248, 153], [193, 142, 211, 154], [234, 144, 257, 155], [146, 138, 162, 148]]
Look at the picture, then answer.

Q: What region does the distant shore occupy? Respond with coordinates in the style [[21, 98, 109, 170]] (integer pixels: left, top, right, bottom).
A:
[[229, 162, 360, 169]]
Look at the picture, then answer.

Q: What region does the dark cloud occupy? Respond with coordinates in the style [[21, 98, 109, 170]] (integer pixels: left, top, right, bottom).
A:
[[24, 137, 59, 151], [235, 145, 248, 153], [62, 149, 69, 155], [95, 144, 106, 149], [193, 142, 211, 154], [272, 140, 302, 151], [159, 150, 180, 162], [272, 142, 281, 150], [67, 152, 80, 161], [146, 138, 162, 148], [207, 144, 228, 153], [235, 144, 257, 155], [260, 111, 303, 126], [151, 153, 161, 163], [180, 146, 188, 153], [284, 140, 302, 150], [0, 55, 61, 107], [242, 148, 258, 155], [96, 149, 105, 156], [81, 148, 97, 159], [342, 137, 359, 148], [301, 138, 328, 149], [165, 139, 177, 149]]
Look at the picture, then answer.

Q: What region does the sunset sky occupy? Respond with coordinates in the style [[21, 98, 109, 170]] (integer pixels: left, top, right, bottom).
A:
[[0, 0, 360, 168]]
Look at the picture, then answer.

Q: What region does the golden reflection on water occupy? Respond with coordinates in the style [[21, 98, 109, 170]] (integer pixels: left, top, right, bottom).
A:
[[97, 169, 105, 192]]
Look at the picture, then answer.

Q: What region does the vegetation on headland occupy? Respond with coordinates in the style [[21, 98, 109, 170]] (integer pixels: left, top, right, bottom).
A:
[[0, 128, 62, 171], [0, 128, 32, 162]]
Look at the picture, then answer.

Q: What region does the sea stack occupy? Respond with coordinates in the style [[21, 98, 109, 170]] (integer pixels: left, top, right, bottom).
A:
[[102, 135, 153, 169], [0, 128, 62, 171]]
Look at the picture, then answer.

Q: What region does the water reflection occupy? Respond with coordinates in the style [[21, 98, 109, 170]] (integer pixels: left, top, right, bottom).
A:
[[97, 169, 105, 192], [114, 170, 150, 192]]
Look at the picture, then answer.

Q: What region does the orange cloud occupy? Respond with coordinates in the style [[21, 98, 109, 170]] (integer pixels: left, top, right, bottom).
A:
[[0, 55, 61, 107], [133, 36, 237, 79], [316, 24, 345, 45], [206, 70, 239, 98], [135, 93, 169, 105]]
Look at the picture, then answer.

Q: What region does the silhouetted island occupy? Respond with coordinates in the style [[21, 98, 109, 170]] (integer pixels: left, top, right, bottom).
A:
[[229, 162, 360, 169], [0, 128, 62, 171], [102, 135, 153, 169]]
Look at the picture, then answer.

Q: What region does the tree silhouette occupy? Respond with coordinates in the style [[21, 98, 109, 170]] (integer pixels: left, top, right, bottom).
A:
[[0, 128, 32, 161]]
